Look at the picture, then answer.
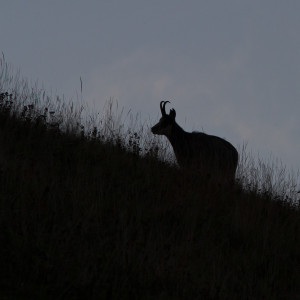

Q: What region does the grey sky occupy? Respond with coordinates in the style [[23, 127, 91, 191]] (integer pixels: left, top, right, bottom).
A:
[[1, 0, 300, 170]]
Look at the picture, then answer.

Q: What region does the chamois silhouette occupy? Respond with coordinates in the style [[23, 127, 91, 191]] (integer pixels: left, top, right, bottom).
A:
[[151, 101, 238, 184]]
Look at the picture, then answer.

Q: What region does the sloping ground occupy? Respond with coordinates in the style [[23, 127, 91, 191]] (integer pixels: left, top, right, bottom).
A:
[[0, 112, 300, 299]]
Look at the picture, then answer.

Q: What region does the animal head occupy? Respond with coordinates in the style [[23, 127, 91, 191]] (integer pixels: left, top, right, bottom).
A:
[[151, 101, 176, 136]]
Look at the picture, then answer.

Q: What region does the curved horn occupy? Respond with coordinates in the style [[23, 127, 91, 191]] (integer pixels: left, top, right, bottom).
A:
[[160, 100, 170, 116]]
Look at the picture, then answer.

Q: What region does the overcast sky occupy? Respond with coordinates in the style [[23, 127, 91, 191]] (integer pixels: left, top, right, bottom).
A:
[[1, 0, 300, 171]]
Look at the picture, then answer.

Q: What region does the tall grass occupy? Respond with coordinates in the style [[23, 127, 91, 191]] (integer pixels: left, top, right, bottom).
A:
[[236, 143, 300, 205], [1, 56, 300, 299]]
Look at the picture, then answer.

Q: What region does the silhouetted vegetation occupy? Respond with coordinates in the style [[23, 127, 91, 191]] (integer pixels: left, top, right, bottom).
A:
[[1, 57, 300, 299]]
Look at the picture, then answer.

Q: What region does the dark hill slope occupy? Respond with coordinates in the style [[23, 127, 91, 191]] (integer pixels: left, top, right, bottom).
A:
[[0, 111, 300, 299]]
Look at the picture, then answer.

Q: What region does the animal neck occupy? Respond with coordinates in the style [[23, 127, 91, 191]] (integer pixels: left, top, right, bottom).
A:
[[165, 122, 186, 146]]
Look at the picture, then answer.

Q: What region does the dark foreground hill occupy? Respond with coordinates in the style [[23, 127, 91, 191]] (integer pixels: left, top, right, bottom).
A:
[[0, 106, 300, 299]]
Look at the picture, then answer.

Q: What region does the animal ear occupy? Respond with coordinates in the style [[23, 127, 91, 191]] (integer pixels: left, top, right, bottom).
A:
[[170, 108, 176, 119]]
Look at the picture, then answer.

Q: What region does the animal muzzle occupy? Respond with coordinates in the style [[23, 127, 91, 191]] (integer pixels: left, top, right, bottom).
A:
[[151, 126, 158, 134]]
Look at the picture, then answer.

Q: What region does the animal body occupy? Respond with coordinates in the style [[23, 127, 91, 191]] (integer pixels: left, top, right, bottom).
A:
[[151, 101, 238, 184]]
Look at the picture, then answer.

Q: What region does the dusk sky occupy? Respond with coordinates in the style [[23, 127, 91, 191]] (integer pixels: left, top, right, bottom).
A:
[[1, 1, 300, 171]]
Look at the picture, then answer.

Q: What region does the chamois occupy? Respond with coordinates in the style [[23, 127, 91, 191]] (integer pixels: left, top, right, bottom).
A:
[[151, 101, 238, 184]]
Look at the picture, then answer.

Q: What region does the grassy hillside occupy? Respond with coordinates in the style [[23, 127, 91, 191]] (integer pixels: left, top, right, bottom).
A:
[[1, 61, 300, 299]]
